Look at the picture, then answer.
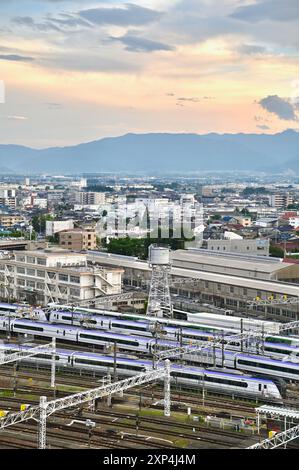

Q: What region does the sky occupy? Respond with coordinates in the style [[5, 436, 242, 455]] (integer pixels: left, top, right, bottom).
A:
[[0, 0, 298, 148]]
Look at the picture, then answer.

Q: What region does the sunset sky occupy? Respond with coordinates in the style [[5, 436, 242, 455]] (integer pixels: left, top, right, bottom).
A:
[[0, 0, 298, 148]]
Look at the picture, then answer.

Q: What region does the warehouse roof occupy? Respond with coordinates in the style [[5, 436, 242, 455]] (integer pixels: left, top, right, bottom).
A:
[[87, 251, 299, 297], [171, 249, 292, 276]]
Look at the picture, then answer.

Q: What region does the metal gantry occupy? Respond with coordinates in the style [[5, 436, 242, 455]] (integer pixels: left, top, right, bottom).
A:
[[0, 361, 171, 449], [0, 405, 39, 430], [0, 338, 56, 389], [278, 321, 299, 333], [155, 330, 267, 362], [248, 296, 299, 307], [0, 340, 54, 366]]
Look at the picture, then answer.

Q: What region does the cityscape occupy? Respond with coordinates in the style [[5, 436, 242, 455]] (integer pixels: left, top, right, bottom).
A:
[[0, 0, 299, 459]]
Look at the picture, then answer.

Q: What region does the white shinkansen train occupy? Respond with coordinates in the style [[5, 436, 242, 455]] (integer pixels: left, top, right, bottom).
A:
[[0, 316, 299, 384], [0, 343, 283, 401]]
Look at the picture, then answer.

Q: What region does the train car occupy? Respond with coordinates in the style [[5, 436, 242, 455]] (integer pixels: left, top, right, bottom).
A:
[[0, 343, 282, 401], [185, 311, 280, 334], [0, 317, 178, 353], [44, 310, 299, 360], [188, 348, 299, 382]]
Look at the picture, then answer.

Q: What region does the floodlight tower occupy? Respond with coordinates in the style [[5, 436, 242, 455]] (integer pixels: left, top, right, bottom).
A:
[[146, 245, 172, 318]]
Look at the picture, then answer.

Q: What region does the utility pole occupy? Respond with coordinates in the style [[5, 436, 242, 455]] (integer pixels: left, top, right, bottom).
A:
[[51, 338, 56, 393], [113, 341, 117, 382], [240, 319, 244, 353], [221, 330, 225, 368]]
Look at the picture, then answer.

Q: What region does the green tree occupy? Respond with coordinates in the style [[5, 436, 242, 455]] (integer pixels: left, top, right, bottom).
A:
[[31, 214, 54, 234], [269, 245, 285, 258]]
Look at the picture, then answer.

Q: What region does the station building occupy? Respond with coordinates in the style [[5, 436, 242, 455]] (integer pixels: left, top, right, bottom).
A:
[[87, 250, 299, 322]]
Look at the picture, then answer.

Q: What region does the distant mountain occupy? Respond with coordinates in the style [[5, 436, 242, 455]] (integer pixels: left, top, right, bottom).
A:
[[0, 129, 298, 174]]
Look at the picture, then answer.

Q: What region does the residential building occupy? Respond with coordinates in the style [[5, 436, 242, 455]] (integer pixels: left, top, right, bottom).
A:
[[75, 192, 105, 206], [0, 214, 24, 228], [59, 228, 97, 251], [270, 194, 293, 209]]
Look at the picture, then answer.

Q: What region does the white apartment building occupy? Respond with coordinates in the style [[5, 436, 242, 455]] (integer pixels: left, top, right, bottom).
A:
[[0, 249, 123, 305], [289, 216, 299, 228], [0, 188, 17, 209], [46, 220, 74, 237], [270, 194, 293, 209]]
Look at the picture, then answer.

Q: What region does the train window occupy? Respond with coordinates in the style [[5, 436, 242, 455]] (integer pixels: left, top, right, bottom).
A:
[[74, 358, 143, 371], [79, 333, 138, 347], [14, 324, 44, 332], [265, 346, 290, 355], [112, 322, 147, 332], [35, 354, 60, 361], [258, 384, 262, 391], [238, 359, 299, 375], [173, 371, 248, 388]]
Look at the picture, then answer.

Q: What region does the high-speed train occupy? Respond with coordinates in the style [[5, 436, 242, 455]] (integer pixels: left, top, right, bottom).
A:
[[0, 343, 283, 401], [1, 301, 298, 348], [48, 303, 280, 333], [43, 310, 299, 358], [2, 316, 299, 382], [2, 315, 299, 361], [188, 348, 299, 382], [0, 317, 178, 353]]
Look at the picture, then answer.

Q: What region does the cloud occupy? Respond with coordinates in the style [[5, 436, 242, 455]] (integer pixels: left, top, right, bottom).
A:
[[256, 124, 270, 130], [0, 54, 34, 62], [12, 16, 64, 32], [259, 95, 298, 121], [46, 102, 63, 109], [79, 4, 163, 27], [6, 115, 28, 121], [238, 44, 268, 55], [109, 34, 174, 53], [177, 97, 200, 103], [231, 0, 299, 23]]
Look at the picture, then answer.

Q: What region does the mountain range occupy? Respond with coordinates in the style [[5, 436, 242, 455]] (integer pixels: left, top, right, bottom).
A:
[[0, 129, 298, 174]]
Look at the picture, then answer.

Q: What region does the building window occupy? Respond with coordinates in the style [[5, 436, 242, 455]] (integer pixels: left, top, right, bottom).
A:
[[59, 274, 69, 282], [37, 258, 46, 266], [37, 270, 45, 278], [27, 256, 36, 264], [17, 278, 25, 286], [26, 268, 36, 276], [17, 267, 25, 274], [47, 272, 56, 280], [70, 276, 80, 284], [70, 288, 80, 297], [26, 280, 35, 288]]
